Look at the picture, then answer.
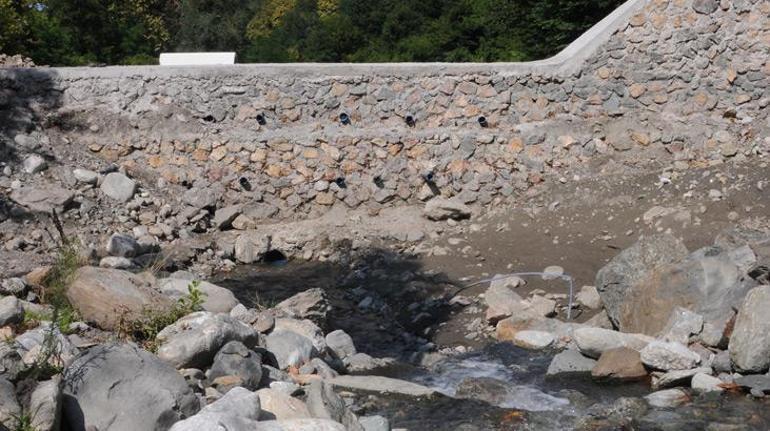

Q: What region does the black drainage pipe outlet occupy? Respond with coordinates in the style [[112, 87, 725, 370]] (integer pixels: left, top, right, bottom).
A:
[[478, 116, 488, 128], [405, 114, 416, 127], [339, 112, 351, 125], [335, 177, 347, 189], [239, 177, 252, 191], [373, 175, 384, 189], [422, 171, 434, 182], [256, 114, 266, 125]]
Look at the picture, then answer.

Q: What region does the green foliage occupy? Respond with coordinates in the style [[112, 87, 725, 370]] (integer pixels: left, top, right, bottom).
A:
[[117, 280, 206, 352], [5, 409, 37, 431], [3, 0, 624, 65]]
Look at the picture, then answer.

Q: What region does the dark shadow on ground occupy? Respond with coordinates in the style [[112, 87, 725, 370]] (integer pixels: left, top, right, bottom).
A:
[[214, 247, 460, 358], [0, 68, 63, 222]]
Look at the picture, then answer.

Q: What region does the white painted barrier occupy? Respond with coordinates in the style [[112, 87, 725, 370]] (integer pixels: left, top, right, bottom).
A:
[[159, 52, 236, 66]]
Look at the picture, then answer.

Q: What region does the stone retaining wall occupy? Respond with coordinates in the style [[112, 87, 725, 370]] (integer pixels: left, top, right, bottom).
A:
[[1, 0, 768, 222]]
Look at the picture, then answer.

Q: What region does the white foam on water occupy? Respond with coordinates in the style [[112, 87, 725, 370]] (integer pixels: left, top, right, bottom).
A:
[[413, 355, 570, 412]]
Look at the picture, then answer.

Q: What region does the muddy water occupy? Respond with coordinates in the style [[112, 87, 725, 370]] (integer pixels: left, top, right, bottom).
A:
[[216, 260, 770, 431]]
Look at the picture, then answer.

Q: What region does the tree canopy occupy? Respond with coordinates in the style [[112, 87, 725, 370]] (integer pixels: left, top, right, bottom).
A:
[[1, 0, 624, 66]]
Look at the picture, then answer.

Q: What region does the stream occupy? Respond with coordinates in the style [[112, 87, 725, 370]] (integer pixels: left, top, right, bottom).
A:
[[215, 259, 770, 431]]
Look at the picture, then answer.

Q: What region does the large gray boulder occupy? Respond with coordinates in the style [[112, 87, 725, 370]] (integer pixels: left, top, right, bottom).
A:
[[158, 278, 239, 313], [257, 388, 312, 420], [573, 327, 653, 359], [275, 288, 331, 327], [595, 234, 687, 328], [0, 296, 24, 326], [265, 329, 318, 370], [546, 349, 597, 377], [100, 172, 136, 202], [306, 381, 364, 431], [423, 198, 471, 221], [254, 419, 346, 431], [62, 344, 199, 431], [604, 242, 757, 339], [156, 311, 259, 369], [640, 341, 700, 371], [66, 267, 171, 330], [169, 387, 260, 431], [208, 341, 263, 391], [29, 376, 62, 431], [729, 285, 770, 373], [10, 186, 74, 212], [0, 378, 20, 429]]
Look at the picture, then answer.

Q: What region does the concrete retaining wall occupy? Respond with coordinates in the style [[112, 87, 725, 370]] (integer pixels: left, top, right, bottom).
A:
[[1, 0, 768, 223]]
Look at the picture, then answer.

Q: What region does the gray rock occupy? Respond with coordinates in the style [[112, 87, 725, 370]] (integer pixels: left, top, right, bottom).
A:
[[274, 319, 327, 352], [234, 232, 271, 264], [257, 388, 312, 420], [729, 286, 770, 373], [512, 330, 555, 350], [0, 378, 20, 429], [595, 234, 687, 328], [612, 244, 755, 337], [182, 186, 219, 209], [691, 373, 724, 392], [644, 389, 689, 408], [661, 307, 703, 344], [692, 0, 718, 14], [306, 381, 364, 431], [0, 295, 24, 326], [325, 329, 357, 360], [10, 186, 74, 212], [213, 205, 242, 230], [484, 283, 535, 324], [265, 329, 318, 370], [359, 416, 391, 431], [0, 278, 27, 296], [326, 375, 435, 397], [576, 285, 602, 310], [651, 367, 713, 390], [99, 256, 135, 269], [23, 154, 47, 174], [29, 376, 62, 431], [73, 168, 98, 184], [640, 341, 700, 371], [573, 327, 654, 358], [0, 344, 23, 381], [100, 172, 136, 202], [275, 288, 331, 327], [711, 350, 732, 373], [66, 267, 171, 330], [546, 349, 597, 377], [156, 311, 259, 369], [734, 374, 770, 394], [423, 198, 471, 221], [106, 233, 142, 257], [62, 343, 199, 431], [542, 266, 564, 280], [169, 387, 261, 431], [208, 341, 263, 391], [158, 278, 239, 313], [253, 419, 346, 431]]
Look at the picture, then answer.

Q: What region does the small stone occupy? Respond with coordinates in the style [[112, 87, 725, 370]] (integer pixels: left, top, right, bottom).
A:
[[644, 389, 689, 408], [691, 373, 724, 392], [73, 168, 99, 184], [511, 330, 555, 350], [640, 341, 700, 371], [592, 347, 648, 382], [546, 349, 597, 377], [23, 154, 47, 174], [100, 172, 136, 202], [423, 198, 471, 221], [541, 266, 564, 280], [106, 233, 142, 257], [576, 286, 602, 310], [692, 0, 718, 14], [0, 296, 24, 326]]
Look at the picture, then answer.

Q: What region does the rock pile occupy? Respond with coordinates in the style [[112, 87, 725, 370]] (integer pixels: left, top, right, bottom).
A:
[[485, 231, 770, 402]]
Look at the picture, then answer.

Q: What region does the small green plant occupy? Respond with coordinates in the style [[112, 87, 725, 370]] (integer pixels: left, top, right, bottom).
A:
[[118, 280, 206, 352], [6, 408, 39, 431]]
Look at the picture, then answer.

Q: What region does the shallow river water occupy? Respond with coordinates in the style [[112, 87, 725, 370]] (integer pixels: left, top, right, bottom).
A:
[[217, 262, 770, 431]]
